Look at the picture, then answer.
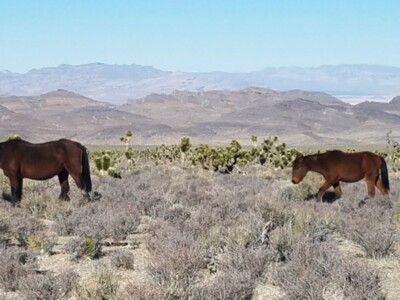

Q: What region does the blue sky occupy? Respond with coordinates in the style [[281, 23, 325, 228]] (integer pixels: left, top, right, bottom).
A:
[[1, 0, 399, 73]]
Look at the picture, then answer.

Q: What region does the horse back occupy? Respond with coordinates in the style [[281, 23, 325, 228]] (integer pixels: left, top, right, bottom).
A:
[[322, 151, 382, 181], [58, 139, 86, 157]]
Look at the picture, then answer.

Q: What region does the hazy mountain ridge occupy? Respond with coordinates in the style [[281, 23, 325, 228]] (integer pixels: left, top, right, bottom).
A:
[[1, 63, 400, 104], [0, 87, 399, 146]]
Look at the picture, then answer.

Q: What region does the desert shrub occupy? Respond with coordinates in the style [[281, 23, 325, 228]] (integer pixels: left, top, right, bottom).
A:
[[20, 194, 66, 220], [272, 238, 386, 300], [52, 208, 76, 236], [169, 175, 215, 207], [126, 167, 212, 219], [332, 260, 387, 300], [110, 250, 134, 270], [191, 270, 255, 300], [8, 212, 44, 248], [53, 175, 142, 240], [121, 281, 163, 300], [0, 248, 37, 292], [346, 220, 397, 258], [393, 202, 400, 224], [0, 213, 10, 246], [53, 198, 140, 241], [25, 229, 58, 254], [192, 245, 273, 300], [202, 226, 230, 259], [272, 239, 342, 299], [292, 205, 336, 242], [220, 246, 271, 277], [18, 269, 79, 300], [146, 222, 205, 298], [163, 203, 191, 224], [273, 179, 314, 201], [138, 167, 278, 299], [255, 195, 292, 228], [65, 236, 102, 260], [335, 261, 386, 300], [268, 220, 302, 261], [201, 209, 271, 260], [39, 232, 58, 255], [338, 204, 398, 258], [266, 205, 336, 261], [74, 266, 119, 300]]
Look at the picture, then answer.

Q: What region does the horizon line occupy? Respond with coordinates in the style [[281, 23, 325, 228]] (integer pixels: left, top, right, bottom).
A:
[[2, 62, 400, 75]]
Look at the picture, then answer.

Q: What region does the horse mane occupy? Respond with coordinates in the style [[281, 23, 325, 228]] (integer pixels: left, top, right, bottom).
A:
[[326, 149, 342, 153], [310, 150, 342, 159]]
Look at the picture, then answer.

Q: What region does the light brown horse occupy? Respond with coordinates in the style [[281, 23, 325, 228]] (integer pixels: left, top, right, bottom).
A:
[[0, 138, 93, 202], [292, 150, 390, 201]]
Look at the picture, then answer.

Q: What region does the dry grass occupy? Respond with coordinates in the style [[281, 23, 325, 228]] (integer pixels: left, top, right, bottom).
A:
[[0, 161, 398, 299]]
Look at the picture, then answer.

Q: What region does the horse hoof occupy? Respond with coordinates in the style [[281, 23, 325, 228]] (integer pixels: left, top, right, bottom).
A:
[[2, 192, 13, 202], [304, 194, 315, 201], [87, 191, 102, 201], [113, 172, 122, 179], [358, 199, 367, 208], [93, 191, 102, 201]]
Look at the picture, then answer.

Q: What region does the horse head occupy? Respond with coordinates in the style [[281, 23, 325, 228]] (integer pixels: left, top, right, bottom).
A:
[[291, 153, 308, 184]]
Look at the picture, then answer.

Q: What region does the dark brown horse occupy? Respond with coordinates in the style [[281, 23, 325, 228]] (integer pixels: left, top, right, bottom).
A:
[[0, 138, 93, 202], [292, 150, 390, 201]]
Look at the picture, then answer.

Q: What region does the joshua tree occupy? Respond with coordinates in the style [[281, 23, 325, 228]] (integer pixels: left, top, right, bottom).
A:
[[120, 130, 132, 150], [120, 130, 134, 169], [251, 135, 258, 148], [179, 136, 191, 167]]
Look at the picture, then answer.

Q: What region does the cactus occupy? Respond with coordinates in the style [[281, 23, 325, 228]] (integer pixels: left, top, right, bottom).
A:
[[92, 151, 118, 176], [27, 235, 41, 249], [82, 237, 102, 259], [4, 133, 21, 141], [86, 134, 347, 174], [384, 130, 400, 171]]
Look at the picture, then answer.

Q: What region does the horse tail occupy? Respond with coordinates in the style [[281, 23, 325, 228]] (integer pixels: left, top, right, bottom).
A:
[[81, 146, 92, 194], [380, 157, 390, 191]]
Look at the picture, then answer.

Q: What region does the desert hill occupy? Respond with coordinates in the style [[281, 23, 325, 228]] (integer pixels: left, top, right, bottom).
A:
[[0, 87, 398, 146], [0, 89, 173, 144]]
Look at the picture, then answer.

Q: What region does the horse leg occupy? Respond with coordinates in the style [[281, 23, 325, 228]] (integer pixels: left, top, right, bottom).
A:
[[375, 178, 389, 196], [365, 174, 376, 198], [58, 169, 70, 201], [64, 161, 83, 189], [64, 163, 90, 199], [65, 156, 92, 198], [68, 171, 84, 190], [333, 182, 342, 199], [316, 180, 333, 201], [9, 177, 23, 202]]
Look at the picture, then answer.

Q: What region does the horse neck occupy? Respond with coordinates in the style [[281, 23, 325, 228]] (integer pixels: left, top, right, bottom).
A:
[[304, 154, 325, 175]]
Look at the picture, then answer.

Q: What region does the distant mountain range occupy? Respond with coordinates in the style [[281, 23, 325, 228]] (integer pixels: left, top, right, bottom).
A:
[[1, 63, 400, 104], [0, 88, 399, 146]]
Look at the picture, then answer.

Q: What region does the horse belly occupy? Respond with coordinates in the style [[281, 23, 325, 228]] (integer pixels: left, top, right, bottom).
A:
[[338, 167, 364, 183], [340, 175, 364, 183], [21, 159, 63, 180]]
